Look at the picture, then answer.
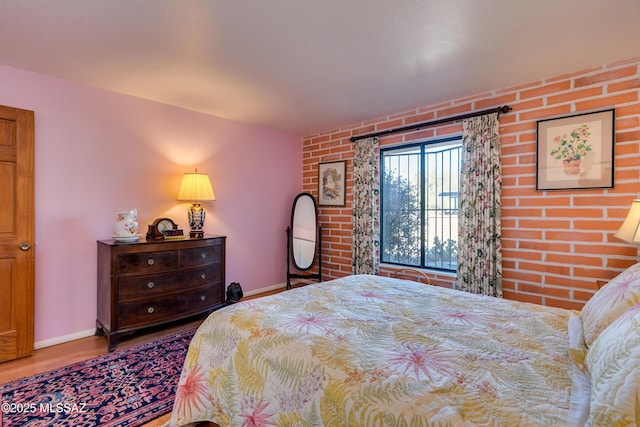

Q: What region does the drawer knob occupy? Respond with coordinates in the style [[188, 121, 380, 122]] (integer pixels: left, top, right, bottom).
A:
[[200, 252, 207, 259], [147, 282, 155, 289], [201, 273, 206, 280], [147, 258, 155, 266], [200, 295, 206, 301], [147, 307, 155, 314]]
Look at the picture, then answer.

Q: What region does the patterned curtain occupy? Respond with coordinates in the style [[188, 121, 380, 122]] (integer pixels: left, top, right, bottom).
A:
[[456, 113, 502, 296], [352, 137, 380, 275]]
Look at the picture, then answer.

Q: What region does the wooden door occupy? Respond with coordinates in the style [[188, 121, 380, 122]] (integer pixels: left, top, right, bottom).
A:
[[0, 105, 35, 363]]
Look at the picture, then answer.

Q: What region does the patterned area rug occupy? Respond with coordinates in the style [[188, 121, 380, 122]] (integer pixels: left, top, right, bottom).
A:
[[0, 328, 195, 427]]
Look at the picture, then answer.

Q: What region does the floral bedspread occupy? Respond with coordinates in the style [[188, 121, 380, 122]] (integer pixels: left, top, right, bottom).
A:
[[167, 275, 573, 427]]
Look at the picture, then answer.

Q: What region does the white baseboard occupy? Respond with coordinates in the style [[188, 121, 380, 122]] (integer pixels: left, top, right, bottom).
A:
[[35, 328, 96, 350], [34, 282, 289, 350], [242, 282, 286, 297]]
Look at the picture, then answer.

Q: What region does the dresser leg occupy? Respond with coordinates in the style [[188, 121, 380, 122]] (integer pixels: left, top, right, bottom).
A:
[[96, 321, 118, 352], [107, 334, 118, 352]]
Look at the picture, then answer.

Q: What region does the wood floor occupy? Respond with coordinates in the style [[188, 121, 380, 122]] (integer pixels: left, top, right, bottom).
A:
[[0, 286, 288, 426]]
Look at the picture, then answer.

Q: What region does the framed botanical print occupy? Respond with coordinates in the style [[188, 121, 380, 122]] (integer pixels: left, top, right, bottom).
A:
[[536, 109, 614, 190], [318, 161, 346, 206]]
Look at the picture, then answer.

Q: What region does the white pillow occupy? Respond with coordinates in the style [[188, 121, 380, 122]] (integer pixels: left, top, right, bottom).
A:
[[585, 303, 640, 426], [580, 262, 640, 347]]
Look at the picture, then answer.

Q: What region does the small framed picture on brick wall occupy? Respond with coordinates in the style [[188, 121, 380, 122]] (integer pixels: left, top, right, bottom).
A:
[[536, 109, 614, 190], [318, 161, 346, 206]]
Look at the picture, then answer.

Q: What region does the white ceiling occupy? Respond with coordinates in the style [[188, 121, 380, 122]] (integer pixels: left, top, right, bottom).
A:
[[0, 0, 639, 136]]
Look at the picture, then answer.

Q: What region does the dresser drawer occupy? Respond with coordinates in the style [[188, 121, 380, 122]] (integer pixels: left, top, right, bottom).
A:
[[181, 244, 222, 268], [118, 266, 222, 300], [118, 284, 224, 329], [117, 250, 178, 274], [181, 264, 223, 287], [118, 271, 181, 301]]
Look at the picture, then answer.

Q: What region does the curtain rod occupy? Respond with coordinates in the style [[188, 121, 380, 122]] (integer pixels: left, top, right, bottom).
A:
[[349, 105, 512, 142]]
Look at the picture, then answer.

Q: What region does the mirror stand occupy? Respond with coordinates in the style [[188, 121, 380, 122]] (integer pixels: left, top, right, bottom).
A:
[[286, 225, 322, 289]]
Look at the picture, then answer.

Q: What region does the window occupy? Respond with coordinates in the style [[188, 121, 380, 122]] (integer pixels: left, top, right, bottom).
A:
[[380, 136, 461, 271]]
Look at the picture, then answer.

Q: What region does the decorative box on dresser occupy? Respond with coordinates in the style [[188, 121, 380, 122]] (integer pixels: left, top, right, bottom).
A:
[[96, 235, 226, 351]]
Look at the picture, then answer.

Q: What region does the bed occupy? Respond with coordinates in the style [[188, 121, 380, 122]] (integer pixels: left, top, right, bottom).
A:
[[166, 270, 640, 426]]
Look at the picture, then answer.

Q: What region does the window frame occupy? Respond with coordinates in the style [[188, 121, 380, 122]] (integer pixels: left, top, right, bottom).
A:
[[380, 135, 462, 272]]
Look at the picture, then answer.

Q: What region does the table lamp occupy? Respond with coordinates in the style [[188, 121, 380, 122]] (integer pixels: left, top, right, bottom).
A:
[[177, 169, 215, 238], [614, 199, 640, 261]]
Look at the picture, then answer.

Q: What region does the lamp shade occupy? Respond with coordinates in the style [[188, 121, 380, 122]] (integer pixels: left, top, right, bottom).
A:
[[614, 200, 640, 243], [177, 170, 216, 202]]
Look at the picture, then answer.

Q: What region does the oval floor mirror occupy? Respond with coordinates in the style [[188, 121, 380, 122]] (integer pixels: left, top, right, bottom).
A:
[[286, 192, 322, 289]]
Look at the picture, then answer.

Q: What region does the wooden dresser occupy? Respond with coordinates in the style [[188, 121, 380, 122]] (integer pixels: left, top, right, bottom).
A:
[[96, 235, 226, 351]]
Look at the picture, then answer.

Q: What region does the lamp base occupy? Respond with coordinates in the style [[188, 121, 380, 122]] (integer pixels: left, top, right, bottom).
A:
[[187, 203, 206, 239]]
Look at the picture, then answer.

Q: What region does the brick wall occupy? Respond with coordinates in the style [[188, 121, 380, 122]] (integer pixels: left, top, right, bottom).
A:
[[302, 57, 640, 310]]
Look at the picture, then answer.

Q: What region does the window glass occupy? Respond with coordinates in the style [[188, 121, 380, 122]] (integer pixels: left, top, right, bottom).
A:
[[381, 136, 461, 271]]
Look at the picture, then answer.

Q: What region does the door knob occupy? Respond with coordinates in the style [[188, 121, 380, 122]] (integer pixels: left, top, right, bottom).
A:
[[18, 242, 31, 251]]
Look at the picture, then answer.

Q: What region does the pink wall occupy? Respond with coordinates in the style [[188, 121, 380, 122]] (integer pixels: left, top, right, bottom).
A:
[[0, 65, 303, 346]]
